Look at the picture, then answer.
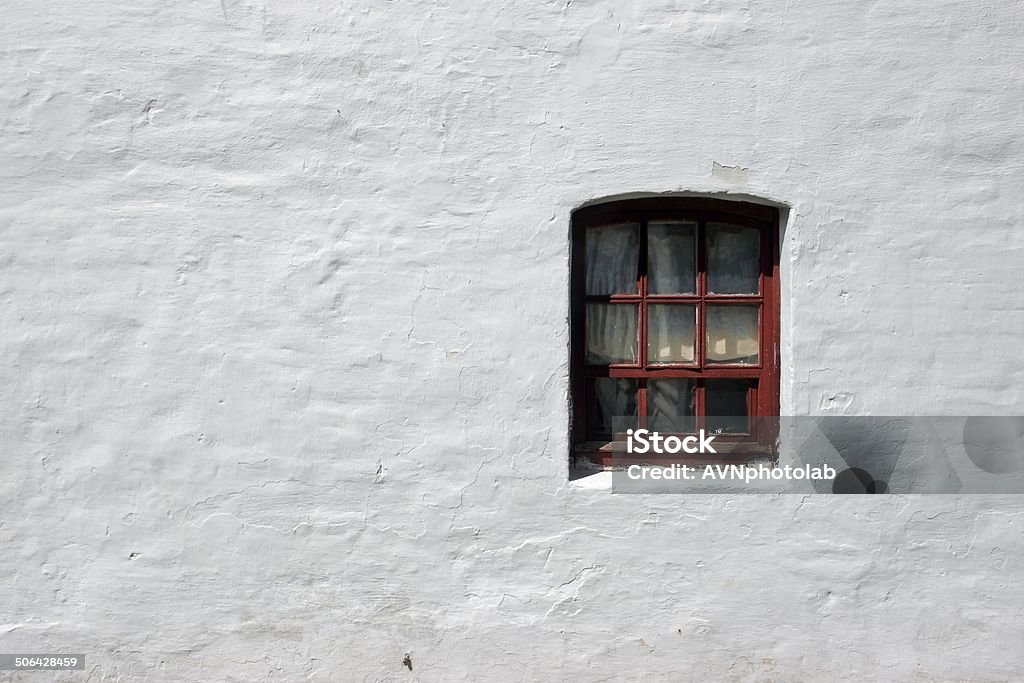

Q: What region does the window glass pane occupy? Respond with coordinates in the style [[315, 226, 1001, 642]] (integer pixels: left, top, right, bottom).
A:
[[593, 378, 638, 434], [647, 304, 696, 364], [648, 379, 696, 433], [648, 221, 696, 294], [706, 305, 759, 365], [707, 223, 760, 294], [586, 223, 639, 295], [706, 380, 751, 434], [586, 303, 637, 364]]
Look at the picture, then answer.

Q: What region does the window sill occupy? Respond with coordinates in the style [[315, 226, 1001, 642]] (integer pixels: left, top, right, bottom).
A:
[[574, 440, 776, 469]]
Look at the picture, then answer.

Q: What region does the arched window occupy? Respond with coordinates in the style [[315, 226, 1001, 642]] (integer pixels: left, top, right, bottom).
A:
[[570, 197, 780, 466]]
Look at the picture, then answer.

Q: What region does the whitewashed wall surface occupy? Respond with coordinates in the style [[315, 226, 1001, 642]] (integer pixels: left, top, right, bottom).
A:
[[2, 0, 1024, 680]]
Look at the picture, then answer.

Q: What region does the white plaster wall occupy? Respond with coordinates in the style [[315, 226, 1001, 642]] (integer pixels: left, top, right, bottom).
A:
[[2, 0, 1023, 680]]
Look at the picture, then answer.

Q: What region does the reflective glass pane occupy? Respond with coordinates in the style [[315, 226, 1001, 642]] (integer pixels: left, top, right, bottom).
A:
[[706, 379, 751, 434], [586, 303, 637, 364], [586, 223, 639, 295], [592, 378, 638, 435], [706, 305, 759, 365], [648, 221, 696, 294], [647, 304, 696, 364], [707, 223, 760, 294], [648, 379, 696, 433]]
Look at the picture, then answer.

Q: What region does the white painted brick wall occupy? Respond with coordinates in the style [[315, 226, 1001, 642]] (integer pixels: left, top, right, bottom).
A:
[[2, 0, 1023, 679]]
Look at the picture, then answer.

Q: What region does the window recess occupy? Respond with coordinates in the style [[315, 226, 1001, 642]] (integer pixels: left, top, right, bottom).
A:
[[570, 197, 780, 467]]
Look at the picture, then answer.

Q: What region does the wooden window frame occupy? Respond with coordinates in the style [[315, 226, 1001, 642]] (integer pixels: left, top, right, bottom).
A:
[[570, 197, 781, 467]]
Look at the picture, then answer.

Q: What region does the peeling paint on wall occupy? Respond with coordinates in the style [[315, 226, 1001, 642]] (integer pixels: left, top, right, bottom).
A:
[[711, 161, 750, 184]]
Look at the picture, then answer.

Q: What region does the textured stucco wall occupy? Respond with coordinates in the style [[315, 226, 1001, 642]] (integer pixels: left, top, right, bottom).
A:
[[2, 0, 1024, 680]]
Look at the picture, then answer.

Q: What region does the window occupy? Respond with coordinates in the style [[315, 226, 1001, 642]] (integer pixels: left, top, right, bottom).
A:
[[570, 197, 780, 466]]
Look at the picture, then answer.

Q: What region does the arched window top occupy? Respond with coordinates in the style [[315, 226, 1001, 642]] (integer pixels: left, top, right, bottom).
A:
[[572, 195, 779, 228]]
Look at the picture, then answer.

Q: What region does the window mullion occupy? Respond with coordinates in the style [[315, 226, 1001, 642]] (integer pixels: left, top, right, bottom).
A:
[[639, 219, 648, 371], [697, 218, 707, 430], [638, 381, 648, 426], [697, 219, 707, 374]]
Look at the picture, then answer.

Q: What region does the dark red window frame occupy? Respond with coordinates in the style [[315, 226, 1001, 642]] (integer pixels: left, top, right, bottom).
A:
[[570, 197, 781, 467]]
